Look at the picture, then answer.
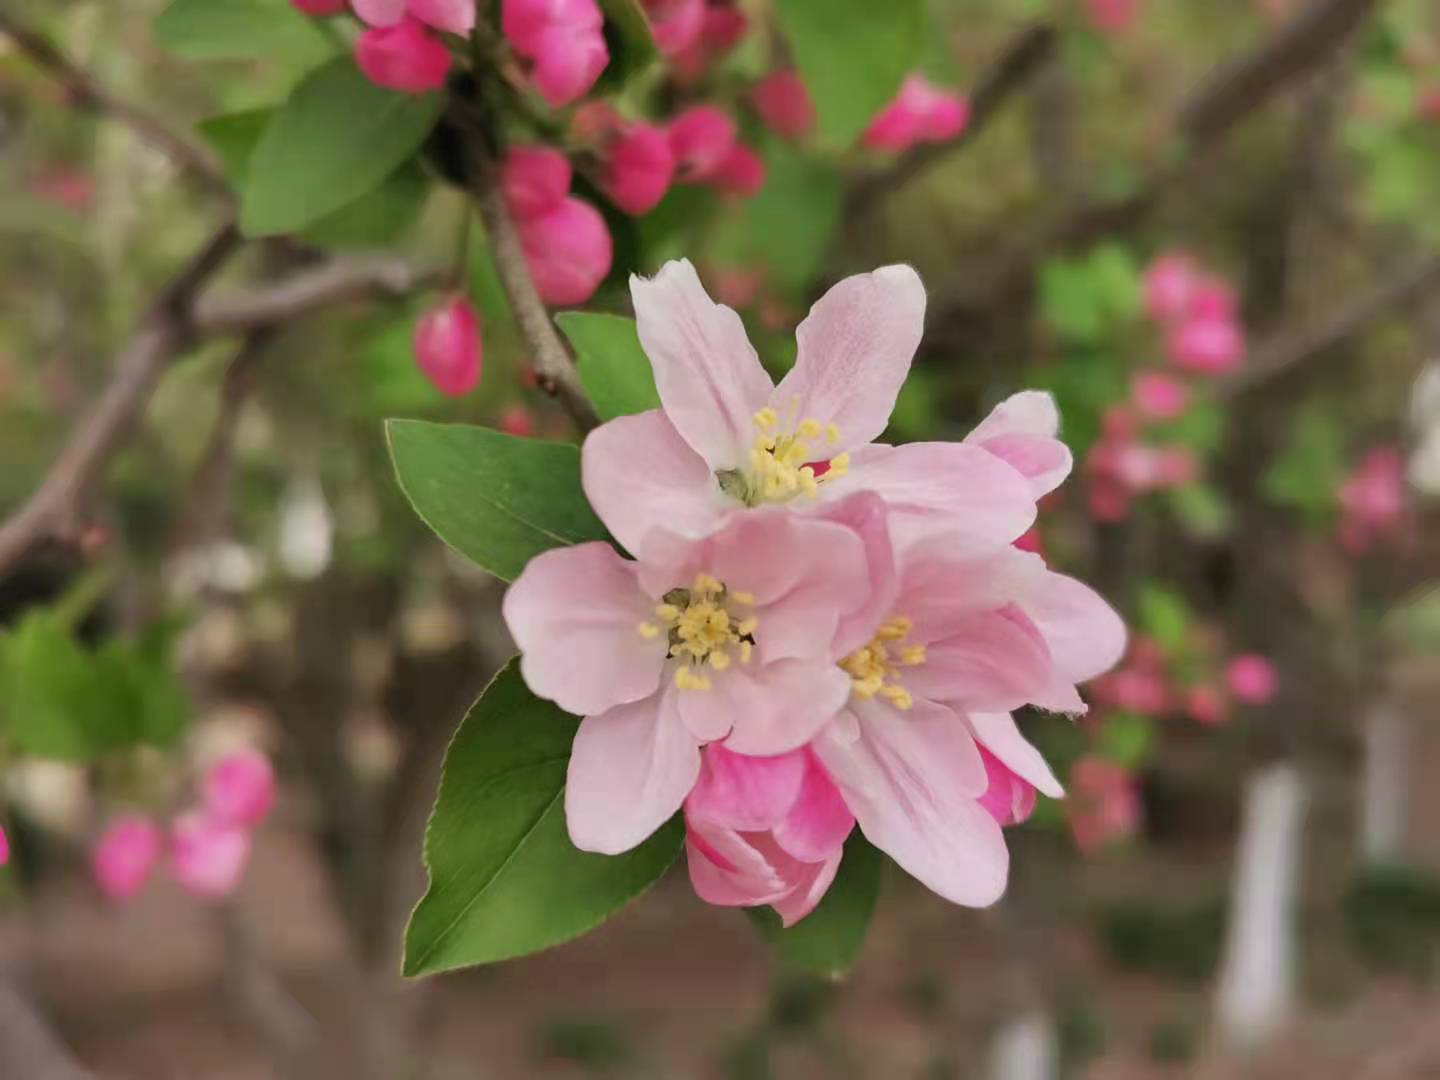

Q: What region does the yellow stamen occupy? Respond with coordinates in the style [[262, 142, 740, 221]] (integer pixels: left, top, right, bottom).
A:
[[651, 571, 759, 690], [637, 622, 660, 639], [731, 591, 756, 606], [839, 613, 924, 711]]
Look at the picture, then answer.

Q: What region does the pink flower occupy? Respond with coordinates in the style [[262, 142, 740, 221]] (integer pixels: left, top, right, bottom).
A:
[[1013, 526, 1044, 556], [0, 825, 7, 867], [1092, 666, 1170, 715], [671, 3, 748, 81], [1225, 654, 1277, 705], [414, 296, 483, 396], [352, 0, 475, 33], [708, 143, 765, 198], [499, 404, 535, 437], [291, 0, 347, 12], [1085, 0, 1140, 33], [169, 812, 253, 899], [93, 816, 163, 901], [706, 264, 764, 309], [1338, 446, 1407, 553], [354, 18, 451, 94], [501, 145, 573, 220], [1185, 683, 1228, 726], [502, 0, 608, 107], [667, 105, 737, 181], [1189, 275, 1237, 320], [684, 744, 853, 925], [1168, 317, 1245, 375], [977, 744, 1039, 827], [201, 750, 277, 829], [1142, 252, 1198, 323], [602, 123, 676, 215], [517, 196, 613, 306], [862, 75, 970, 152], [641, 0, 706, 57], [1131, 372, 1189, 421], [1067, 757, 1140, 853], [752, 70, 815, 140]]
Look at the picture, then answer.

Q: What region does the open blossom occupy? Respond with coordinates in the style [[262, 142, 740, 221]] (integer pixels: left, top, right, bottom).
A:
[[355, 18, 452, 94], [685, 744, 853, 925], [93, 816, 163, 901], [414, 295, 483, 397], [170, 812, 253, 899], [502, 0, 609, 106], [201, 750, 277, 829], [752, 70, 815, 140], [863, 74, 969, 152]]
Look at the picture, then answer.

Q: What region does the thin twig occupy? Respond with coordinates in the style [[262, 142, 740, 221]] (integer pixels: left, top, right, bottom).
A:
[[0, 13, 228, 195]]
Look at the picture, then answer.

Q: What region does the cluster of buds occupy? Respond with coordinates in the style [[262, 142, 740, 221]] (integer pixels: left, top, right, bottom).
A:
[[1091, 635, 1277, 728]]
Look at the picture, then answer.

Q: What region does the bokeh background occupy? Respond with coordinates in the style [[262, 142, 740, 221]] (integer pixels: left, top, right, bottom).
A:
[[3, 0, 1440, 1076]]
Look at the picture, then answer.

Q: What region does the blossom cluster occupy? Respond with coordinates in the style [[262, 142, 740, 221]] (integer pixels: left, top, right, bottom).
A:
[[91, 749, 276, 903], [501, 260, 1124, 921]]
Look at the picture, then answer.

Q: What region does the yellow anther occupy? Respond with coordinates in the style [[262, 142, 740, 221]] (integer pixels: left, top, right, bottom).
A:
[[731, 591, 756, 606], [675, 667, 712, 691], [798, 418, 823, 440], [637, 622, 660, 639], [708, 651, 731, 671], [826, 423, 840, 443], [739, 641, 753, 663], [693, 572, 722, 594], [880, 685, 914, 710], [827, 452, 851, 478], [839, 613, 924, 711], [753, 407, 778, 430], [876, 616, 913, 640], [655, 603, 680, 620], [736, 616, 758, 636], [653, 571, 759, 689], [898, 644, 927, 666]]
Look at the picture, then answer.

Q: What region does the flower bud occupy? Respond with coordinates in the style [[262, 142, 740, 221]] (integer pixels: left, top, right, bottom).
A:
[[93, 816, 163, 901], [499, 405, 536, 437], [170, 812, 253, 899], [1142, 252, 1198, 322], [709, 143, 765, 197], [641, 0, 705, 58], [863, 75, 968, 151], [752, 70, 815, 140], [414, 296, 483, 397], [667, 105, 737, 181], [519, 197, 613, 306], [530, 25, 609, 107], [603, 123, 675, 215], [355, 18, 451, 94], [1225, 654, 1277, 705], [1167, 316, 1245, 375], [202, 750, 277, 829], [1131, 372, 1189, 420], [291, 0, 347, 14], [501, 145, 573, 219]]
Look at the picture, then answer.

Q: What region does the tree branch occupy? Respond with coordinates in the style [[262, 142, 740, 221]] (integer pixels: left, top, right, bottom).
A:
[[0, 977, 95, 1080], [845, 23, 1057, 217], [0, 13, 228, 195]]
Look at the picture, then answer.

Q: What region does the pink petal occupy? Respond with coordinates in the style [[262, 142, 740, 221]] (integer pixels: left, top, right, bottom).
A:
[[93, 815, 163, 901], [772, 752, 855, 862], [501, 145, 572, 220], [814, 699, 1008, 907], [965, 390, 1061, 441], [1020, 571, 1127, 685], [201, 750, 276, 828], [352, 0, 407, 26], [685, 744, 808, 831], [682, 660, 852, 755], [770, 265, 926, 452], [519, 196, 613, 306], [169, 812, 252, 899], [408, 0, 476, 34], [769, 846, 842, 926], [903, 608, 1057, 714], [581, 409, 729, 556], [972, 433, 1073, 498], [630, 259, 774, 470], [354, 19, 451, 94], [810, 491, 898, 658], [502, 542, 666, 717], [685, 823, 792, 907], [967, 712, 1063, 799], [530, 25, 609, 107], [752, 69, 815, 140], [566, 689, 701, 854], [895, 542, 1045, 641]]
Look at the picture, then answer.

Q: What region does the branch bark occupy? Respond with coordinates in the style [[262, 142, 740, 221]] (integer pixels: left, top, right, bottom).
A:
[[0, 978, 95, 1080], [0, 13, 228, 195]]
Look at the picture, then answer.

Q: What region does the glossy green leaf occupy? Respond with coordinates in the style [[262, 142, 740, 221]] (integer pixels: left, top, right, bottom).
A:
[[775, 0, 923, 147], [240, 58, 443, 236], [595, 0, 658, 92], [154, 0, 333, 64], [557, 313, 660, 421], [745, 833, 883, 978], [726, 140, 843, 293], [385, 419, 611, 581], [404, 661, 683, 975]]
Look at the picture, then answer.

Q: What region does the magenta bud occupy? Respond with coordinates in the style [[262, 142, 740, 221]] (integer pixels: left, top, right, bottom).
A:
[[355, 18, 452, 94], [414, 296, 483, 397]]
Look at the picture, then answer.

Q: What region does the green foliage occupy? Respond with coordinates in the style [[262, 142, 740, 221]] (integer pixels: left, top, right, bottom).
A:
[[1344, 865, 1440, 977], [154, 0, 334, 66], [556, 313, 661, 421], [1136, 582, 1190, 653], [723, 141, 843, 294], [774, 0, 923, 147], [1260, 404, 1345, 526], [386, 419, 611, 582], [1151, 399, 1225, 455], [1039, 244, 1142, 346], [403, 661, 682, 975], [1094, 898, 1226, 982], [594, 0, 658, 92], [1165, 482, 1232, 539], [240, 58, 443, 236], [1031, 352, 1127, 458], [745, 833, 883, 979], [1096, 712, 1155, 769]]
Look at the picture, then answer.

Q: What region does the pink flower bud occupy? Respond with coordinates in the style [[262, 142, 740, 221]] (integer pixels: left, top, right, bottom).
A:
[[201, 750, 277, 829], [1189, 275, 1237, 320], [1068, 757, 1141, 854], [708, 143, 765, 197], [641, 0, 706, 58], [502, 0, 601, 54], [352, 0, 406, 25], [862, 75, 968, 152], [1225, 654, 1277, 705], [1153, 446, 1196, 488], [93, 816, 163, 901], [752, 70, 815, 140], [1131, 371, 1189, 420], [499, 405, 536, 437], [518, 196, 613, 306], [1142, 252, 1198, 323], [707, 264, 763, 308], [530, 25, 609, 107], [355, 18, 451, 94], [408, 0, 476, 34], [670, 5, 748, 81], [414, 296, 483, 397], [667, 105, 737, 181], [1168, 316, 1245, 375], [1185, 684, 1228, 726], [602, 123, 675, 215], [1085, 0, 1141, 33], [501, 145, 572, 219], [0, 825, 10, 867], [978, 746, 1038, 827], [292, 0, 348, 14], [170, 812, 253, 899]]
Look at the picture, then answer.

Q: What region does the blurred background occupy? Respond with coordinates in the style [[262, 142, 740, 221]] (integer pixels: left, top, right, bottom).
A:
[[3, 0, 1440, 1076]]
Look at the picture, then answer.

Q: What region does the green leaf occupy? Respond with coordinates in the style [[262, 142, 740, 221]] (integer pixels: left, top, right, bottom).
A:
[[1097, 712, 1155, 769], [1136, 583, 1190, 654], [1260, 404, 1346, 525], [557, 313, 660, 421], [725, 139, 843, 293], [198, 109, 273, 182], [386, 420, 611, 581], [595, 0, 658, 92], [1166, 483, 1232, 539], [745, 833, 883, 978], [154, 0, 333, 65], [403, 661, 683, 975], [240, 57, 444, 236], [775, 0, 923, 147]]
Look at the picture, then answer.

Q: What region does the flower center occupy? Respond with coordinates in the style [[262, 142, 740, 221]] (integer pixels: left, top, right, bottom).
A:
[[839, 615, 926, 710], [716, 408, 851, 506], [637, 573, 758, 691]]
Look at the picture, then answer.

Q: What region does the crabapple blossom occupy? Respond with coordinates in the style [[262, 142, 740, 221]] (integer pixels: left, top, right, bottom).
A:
[[1185, 683, 1228, 726], [355, 18, 451, 94], [501, 145, 572, 219], [601, 123, 676, 215], [1131, 372, 1190, 420], [862, 75, 970, 152], [1143, 252, 1199, 323], [752, 70, 815, 140], [1225, 654, 1277, 705], [502, 0, 609, 107], [1168, 315, 1245, 375], [499, 404, 536, 437], [517, 196, 613, 306], [414, 296, 483, 397], [201, 750, 277, 829], [93, 816, 163, 901], [708, 144, 765, 198], [667, 105, 737, 181], [671, 3, 748, 81], [641, 0, 706, 57], [170, 812, 253, 899]]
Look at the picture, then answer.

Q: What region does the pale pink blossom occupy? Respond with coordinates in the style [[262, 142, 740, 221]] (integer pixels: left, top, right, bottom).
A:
[[1225, 654, 1277, 705], [355, 18, 451, 94], [353, 0, 475, 33], [684, 744, 853, 924], [501, 145, 572, 219], [1085, 0, 1141, 33], [1143, 253, 1199, 323], [414, 296, 483, 397], [708, 143, 765, 198], [862, 75, 970, 152], [1067, 757, 1141, 853], [1131, 372, 1190, 421], [517, 196, 613, 306], [291, 0, 347, 12], [667, 105, 737, 181], [201, 750, 277, 829], [502, 0, 608, 106], [601, 123, 676, 215], [1168, 316, 1245, 375], [169, 812, 253, 899], [1338, 446, 1408, 553], [752, 70, 815, 140], [93, 816, 163, 901], [641, 0, 706, 57]]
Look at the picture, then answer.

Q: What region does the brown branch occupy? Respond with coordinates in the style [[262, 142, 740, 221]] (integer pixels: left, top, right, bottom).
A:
[[845, 23, 1058, 217], [0, 977, 95, 1080], [0, 13, 228, 195]]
